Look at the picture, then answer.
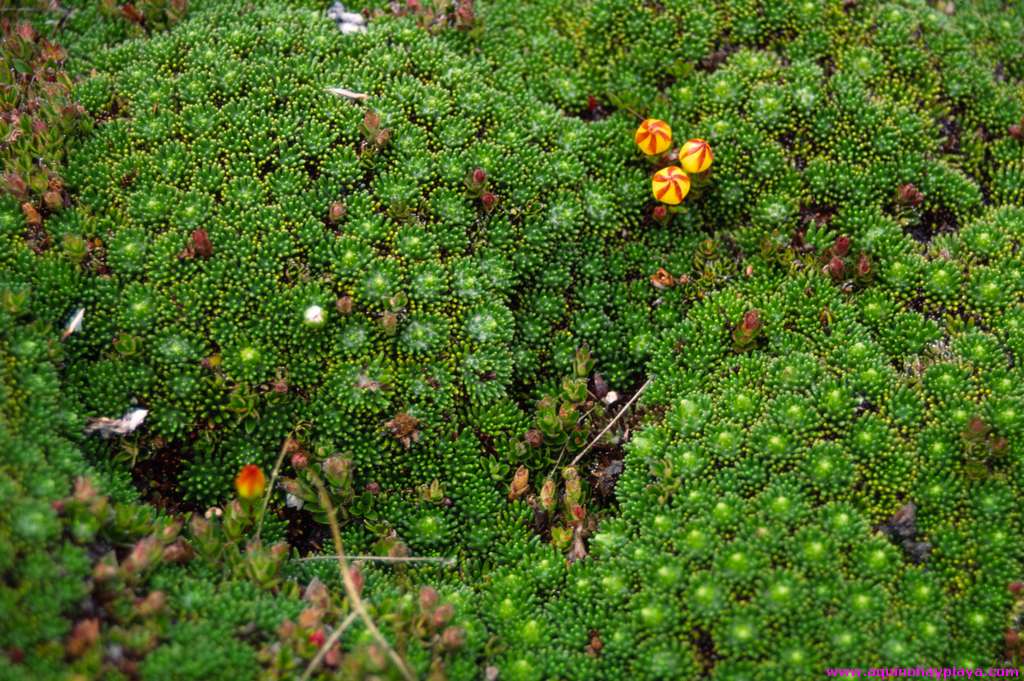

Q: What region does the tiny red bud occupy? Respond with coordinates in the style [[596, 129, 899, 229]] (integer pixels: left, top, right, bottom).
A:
[[432, 603, 454, 628], [277, 619, 296, 639], [856, 253, 871, 277], [742, 310, 761, 334], [328, 201, 346, 223], [441, 626, 466, 651], [587, 95, 598, 112], [365, 481, 381, 494], [1009, 124, 1023, 141], [363, 110, 380, 133], [652, 204, 668, 222], [348, 566, 364, 596], [290, 452, 307, 469], [897, 183, 924, 207], [135, 590, 166, 616], [1009, 581, 1024, 594], [455, 0, 474, 26], [93, 562, 118, 582], [16, 22, 35, 43], [480, 192, 497, 212], [828, 256, 845, 280], [833, 235, 851, 257], [162, 541, 192, 564], [472, 168, 487, 185], [43, 190, 63, 211], [335, 296, 353, 315], [308, 628, 325, 648], [419, 586, 439, 611], [4, 172, 27, 197]]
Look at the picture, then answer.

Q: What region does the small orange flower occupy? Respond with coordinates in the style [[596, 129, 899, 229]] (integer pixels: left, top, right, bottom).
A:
[[635, 118, 672, 156], [679, 138, 713, 174], [651, 166, 690, 205], [235, 464, 266, 501]]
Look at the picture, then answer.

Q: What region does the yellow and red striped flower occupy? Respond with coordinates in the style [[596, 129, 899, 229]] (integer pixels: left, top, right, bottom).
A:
[[235, 464, 266, 501], [634, 118, 672, 156], [651, 166, 690, 205], [679, 138, 713, 174]]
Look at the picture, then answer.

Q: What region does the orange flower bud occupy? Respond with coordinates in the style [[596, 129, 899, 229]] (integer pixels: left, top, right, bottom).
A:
[[635, 119, 672, 156], [235, 464, 266, 501], [651, 166, 690, 205], [679, 138, 713, 174]]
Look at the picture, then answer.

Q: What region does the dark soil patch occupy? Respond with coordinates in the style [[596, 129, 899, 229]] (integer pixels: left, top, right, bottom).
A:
[[699, 44, 738, 73], [800, 204, 836, 228], [131, 442, 199, 517], [939, 115, 960, 153], [692, 627, 719, 675], [907, 206, 958, 244], [280, 504, 332, 555], [566, 96, 615, 122], [588, 453, 624, 502]]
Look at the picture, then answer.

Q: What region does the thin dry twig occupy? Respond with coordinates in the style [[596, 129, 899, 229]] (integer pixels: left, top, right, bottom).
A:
[[569, 377, 652, 468], [254, 436, 291, 542], [546, 402, 602, 482], [325, 86, 369, 101], [299, 610, 358, 681], [298, 554, 455, 565], [308, 469, 415, 681]]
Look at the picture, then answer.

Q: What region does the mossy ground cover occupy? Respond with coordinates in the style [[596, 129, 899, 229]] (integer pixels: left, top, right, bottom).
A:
[[2, 0, 1024, 679]]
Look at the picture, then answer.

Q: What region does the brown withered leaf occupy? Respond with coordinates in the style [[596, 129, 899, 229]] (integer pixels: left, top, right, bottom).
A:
[[508, 465, 529, 500], [21, 202, 41, 226], [567, 526, 588, 563], [386, 412, 421, 449], [191, 228, 212, 258], [120, 3, 145, 24], [650, 267, 675, 290], [66, 618, 100, 658]]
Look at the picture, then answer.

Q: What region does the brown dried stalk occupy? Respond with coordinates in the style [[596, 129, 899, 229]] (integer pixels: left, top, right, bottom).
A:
[[569, 377, 651, 468], [299, 611, 358, 681], [307, 468, 415, 681]]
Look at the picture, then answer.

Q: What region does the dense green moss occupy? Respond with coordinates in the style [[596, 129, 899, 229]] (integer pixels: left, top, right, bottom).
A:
[[2, 0, 1024, 678]]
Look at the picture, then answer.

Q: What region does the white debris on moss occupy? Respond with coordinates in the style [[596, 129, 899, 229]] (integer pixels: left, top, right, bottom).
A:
[[304, 304, 326, 327], [85, 408, 149, 438], [61, 307, 84, 341], [327, 2, 367, 34], [325, 86, 368, 101]]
